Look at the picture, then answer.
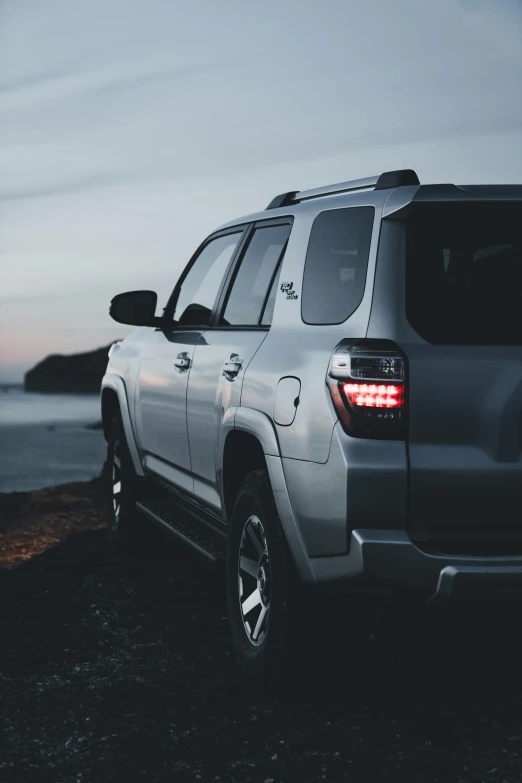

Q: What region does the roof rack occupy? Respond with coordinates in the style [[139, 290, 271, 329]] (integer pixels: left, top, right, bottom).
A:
[[266, 169, 420, 210]]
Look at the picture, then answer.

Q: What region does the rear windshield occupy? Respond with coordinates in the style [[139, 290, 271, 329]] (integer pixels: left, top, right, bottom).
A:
[[406, 207, 522, 345]]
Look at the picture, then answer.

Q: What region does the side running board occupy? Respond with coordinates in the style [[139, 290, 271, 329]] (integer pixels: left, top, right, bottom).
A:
[[135, 481, 227, 563]]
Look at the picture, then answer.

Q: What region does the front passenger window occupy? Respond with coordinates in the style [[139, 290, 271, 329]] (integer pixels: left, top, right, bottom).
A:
[[173, 232, 242, 326]]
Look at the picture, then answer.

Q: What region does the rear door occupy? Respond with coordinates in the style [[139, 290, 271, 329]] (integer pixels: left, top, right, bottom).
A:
[[403, 205, 522, 550], [186, 218, 292, 514]]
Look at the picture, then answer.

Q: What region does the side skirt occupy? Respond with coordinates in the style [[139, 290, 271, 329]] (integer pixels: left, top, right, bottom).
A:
[[136, 478, 227, 563]]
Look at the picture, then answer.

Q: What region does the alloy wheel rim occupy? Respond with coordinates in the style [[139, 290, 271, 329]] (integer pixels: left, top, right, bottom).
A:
[[238, 515, 270, 646], [112, 440, 122, 524]]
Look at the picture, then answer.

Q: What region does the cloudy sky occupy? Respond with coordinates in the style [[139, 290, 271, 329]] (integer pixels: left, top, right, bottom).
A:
[[0, 0, 521, 381]]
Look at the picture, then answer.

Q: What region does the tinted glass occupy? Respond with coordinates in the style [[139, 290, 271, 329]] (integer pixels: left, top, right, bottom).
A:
[[174, 233, 241, 326], [301, 207, 375, 325], [220, 224, 291, 326], [406, 208, 522, 344]]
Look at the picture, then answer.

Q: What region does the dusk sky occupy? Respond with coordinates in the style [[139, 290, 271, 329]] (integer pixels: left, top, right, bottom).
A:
[[1, 0, 521, 382]]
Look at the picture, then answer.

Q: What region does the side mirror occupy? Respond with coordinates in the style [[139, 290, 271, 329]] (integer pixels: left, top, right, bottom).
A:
[[109, 290, 162, 327]]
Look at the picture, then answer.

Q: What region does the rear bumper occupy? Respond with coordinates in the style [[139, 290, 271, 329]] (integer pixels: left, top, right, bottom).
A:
[[309, 530, 522, 601]]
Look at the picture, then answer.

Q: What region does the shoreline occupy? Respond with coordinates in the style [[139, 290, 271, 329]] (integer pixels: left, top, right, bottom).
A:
[[0, 477, 105, 569], [0, 418, 102, 428]]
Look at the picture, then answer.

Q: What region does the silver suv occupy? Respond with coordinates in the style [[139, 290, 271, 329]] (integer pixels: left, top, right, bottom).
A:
[[101, 168, 522, 678]]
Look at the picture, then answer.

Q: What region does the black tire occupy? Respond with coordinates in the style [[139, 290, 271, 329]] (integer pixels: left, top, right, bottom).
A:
[[103, 414, 144, 550], [226, 470, 299, 682]]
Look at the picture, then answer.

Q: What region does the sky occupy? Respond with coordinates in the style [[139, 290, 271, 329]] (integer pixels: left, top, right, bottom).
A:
[[0, 0, 521, 382]]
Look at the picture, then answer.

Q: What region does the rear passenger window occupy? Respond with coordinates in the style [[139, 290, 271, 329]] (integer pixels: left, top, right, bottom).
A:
[[220, 223, 291, 327], [301, 207, 375, 325]]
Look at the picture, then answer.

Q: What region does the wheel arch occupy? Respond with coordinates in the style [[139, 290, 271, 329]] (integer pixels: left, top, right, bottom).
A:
[[222, 430, 267, 522], [101, 387, 120, 440], [220, 406, 315, 582], [101, 374, 144, 476]]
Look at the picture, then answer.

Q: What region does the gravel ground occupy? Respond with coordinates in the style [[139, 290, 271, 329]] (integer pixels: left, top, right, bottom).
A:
[[1, 481, 522, 783]]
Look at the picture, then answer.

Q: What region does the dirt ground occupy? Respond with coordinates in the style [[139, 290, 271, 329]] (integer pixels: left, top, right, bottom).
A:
[[1, 481, 522, 783]]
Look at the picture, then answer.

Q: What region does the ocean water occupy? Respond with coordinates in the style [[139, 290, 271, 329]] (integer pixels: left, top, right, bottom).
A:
[[0, 387, 107, 492], [0, 387, 102, 426]]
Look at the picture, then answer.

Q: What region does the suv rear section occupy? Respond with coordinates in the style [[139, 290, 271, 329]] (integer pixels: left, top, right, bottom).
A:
[[243, 178, 522, 601], [370, 189, 522, 558]]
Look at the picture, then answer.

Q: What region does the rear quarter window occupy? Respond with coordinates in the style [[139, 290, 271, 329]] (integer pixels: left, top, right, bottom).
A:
[[301, 206, 375, 325]]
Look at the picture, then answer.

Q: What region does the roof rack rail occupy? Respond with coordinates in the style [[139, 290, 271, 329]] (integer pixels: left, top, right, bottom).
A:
[[266, 191, 299, 210], [265, 169, 420, 209]]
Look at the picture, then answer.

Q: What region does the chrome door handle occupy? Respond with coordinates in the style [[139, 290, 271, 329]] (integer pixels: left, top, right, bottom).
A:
[[223, 354, 243, 381], [174, 352, 191, 372]]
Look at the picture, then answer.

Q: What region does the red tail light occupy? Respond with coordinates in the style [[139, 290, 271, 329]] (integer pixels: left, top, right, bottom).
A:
[[343, 383, 404, 409], [327, 340, 407, 439]]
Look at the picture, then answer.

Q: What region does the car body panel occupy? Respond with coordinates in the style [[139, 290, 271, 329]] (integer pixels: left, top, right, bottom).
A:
[[186, 328, 269, 514], [282, 422, 408, 557], [240, 192, 387, 465], [133, 328, 206, 494]]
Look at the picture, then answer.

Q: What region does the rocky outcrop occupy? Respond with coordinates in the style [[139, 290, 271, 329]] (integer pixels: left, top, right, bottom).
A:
[[24, 344, 117, 394]]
